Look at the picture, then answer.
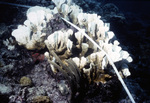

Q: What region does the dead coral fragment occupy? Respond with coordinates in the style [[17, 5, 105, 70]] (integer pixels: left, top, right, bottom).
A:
[[32, 96, 52, 103], [94, 74, 112, 84], [20, 76, 32, 86]]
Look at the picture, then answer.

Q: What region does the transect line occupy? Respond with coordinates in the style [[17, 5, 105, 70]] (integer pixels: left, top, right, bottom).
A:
[[61, 17, 135, 103], [0, 1, 31, 8]]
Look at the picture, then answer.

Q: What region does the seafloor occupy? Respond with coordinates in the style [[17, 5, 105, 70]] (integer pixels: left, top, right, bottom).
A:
[[0, 0, 150, 103]]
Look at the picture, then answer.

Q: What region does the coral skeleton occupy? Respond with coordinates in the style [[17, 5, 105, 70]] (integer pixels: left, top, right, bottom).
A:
[[11, 0, 135, 102], [3, 37, 15, 51], [61, 17, 135, 103]]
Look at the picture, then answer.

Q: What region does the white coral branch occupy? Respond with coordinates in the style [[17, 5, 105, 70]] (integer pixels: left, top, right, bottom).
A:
[[61, 17, 135, 103]]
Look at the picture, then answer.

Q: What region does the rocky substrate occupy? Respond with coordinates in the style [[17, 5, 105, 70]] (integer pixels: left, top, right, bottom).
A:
[[0, 0, 150, 103]]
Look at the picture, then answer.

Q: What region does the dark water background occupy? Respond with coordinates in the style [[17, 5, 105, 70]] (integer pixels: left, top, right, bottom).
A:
[[105, 0, 150, 97], [101, 0, 150, 14]]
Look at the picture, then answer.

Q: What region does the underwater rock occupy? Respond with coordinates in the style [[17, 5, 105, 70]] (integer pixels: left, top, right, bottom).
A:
[[0, 23, 8, 38], [0, 84, 12, 103], [103, 3, 119, 15], [101, 3, 126, 29], [0, 59, 5, 68], [26, 60, 72, 103], [20, 76, 32, 86], [3, 37, 15, 51], [57, 80, 70, 96], [0, 64, 14, 76], [31, 52, 45, 63], [0, 84, 12, 95], [31, 96, 52, 103]]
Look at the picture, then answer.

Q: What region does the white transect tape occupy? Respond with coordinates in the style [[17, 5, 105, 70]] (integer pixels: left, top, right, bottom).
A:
[[61, 17, 135, 103]]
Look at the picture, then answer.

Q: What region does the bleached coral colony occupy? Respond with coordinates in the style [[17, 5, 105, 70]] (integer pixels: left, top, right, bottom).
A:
[[12, 0, 132, 85]]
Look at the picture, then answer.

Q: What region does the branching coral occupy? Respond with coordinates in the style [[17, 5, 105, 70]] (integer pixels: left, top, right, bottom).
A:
[[11, 0, 135, 102], [12, 6, 54, 50]]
